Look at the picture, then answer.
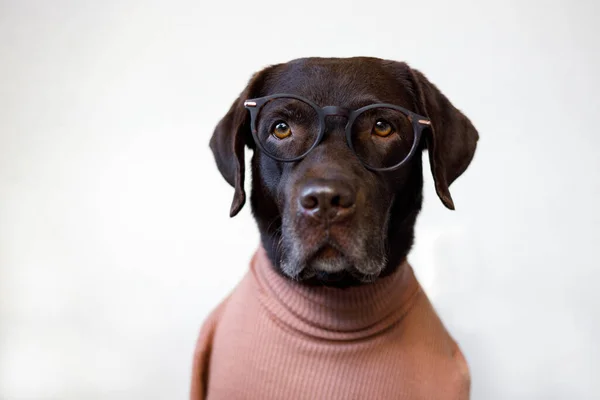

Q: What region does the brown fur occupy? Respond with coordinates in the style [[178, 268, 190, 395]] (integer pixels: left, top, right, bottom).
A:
[[210, 57, 478, 287]]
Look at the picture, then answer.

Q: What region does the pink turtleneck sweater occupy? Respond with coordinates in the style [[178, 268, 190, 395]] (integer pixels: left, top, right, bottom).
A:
[[190, 246, 470, 399]]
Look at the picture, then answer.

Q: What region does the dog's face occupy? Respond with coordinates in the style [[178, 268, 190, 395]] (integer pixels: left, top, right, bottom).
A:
[[210, 58, 478, 287]]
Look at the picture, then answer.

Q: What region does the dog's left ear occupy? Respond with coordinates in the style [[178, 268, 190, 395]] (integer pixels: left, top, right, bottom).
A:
[[209, 68, 271, 217], [404, 65, 479, 210]]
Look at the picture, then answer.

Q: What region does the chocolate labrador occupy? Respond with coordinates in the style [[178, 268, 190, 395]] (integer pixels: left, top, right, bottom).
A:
[[192, 57, 478, 400]]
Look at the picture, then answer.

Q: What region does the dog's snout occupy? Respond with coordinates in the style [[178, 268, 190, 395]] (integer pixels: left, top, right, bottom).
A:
[[299, 180, 356, 222]]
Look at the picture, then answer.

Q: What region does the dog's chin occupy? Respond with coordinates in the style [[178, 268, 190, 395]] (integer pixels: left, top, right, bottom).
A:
[[309, 245, 348, 273], [281, 244, 384, 286]]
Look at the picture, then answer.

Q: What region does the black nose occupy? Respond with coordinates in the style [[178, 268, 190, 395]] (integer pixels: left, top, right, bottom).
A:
[[299, 179, 356, 222]]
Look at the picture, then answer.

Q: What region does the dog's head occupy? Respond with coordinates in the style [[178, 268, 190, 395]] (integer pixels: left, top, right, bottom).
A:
[[210, 57, 478, 286]]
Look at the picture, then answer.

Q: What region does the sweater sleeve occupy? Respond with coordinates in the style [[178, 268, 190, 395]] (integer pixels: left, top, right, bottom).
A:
[[190, 298, 229, 400]]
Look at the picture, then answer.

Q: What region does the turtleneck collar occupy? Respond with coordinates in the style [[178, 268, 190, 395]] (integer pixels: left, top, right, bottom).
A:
[[251, 245, 421, 341]]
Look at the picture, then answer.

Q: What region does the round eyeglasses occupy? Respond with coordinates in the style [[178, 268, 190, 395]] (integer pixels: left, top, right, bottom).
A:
[[244, 94, 431, 171]]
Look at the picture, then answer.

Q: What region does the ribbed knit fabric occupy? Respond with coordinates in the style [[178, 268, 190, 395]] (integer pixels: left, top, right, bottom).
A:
[[190, 246, 470, 400]]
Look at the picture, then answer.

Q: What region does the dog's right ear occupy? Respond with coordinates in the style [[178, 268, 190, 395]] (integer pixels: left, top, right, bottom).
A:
[[209, 69, 270, 217]]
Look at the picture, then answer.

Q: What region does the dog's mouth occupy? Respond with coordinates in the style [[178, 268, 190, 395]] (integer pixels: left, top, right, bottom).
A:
[[296, 241, 382, 285], [313, 244, 343, 262], [281, 234, 385, 285], [298, 240, 354, 279], [308, 238, 346, 261]]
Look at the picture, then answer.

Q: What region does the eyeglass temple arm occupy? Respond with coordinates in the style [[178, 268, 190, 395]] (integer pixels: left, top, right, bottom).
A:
[[409, 114, 431, 126]]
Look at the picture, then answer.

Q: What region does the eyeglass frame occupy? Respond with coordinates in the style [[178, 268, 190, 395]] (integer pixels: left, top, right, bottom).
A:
[[243, 93, 432, 172]]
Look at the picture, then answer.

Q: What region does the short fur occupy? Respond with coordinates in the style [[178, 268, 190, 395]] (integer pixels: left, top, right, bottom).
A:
[[210, 57, 478, 287]]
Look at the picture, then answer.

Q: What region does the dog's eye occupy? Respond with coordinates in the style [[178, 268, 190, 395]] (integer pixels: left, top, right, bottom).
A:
[[272, 121, 292, 139], [372, 119, 394, 137]]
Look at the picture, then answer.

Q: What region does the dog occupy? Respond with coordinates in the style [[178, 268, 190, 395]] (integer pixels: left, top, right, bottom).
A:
[[191, 57, 478, 400]]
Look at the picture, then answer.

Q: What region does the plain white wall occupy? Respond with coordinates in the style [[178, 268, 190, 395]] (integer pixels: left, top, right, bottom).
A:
[[1, 0, 598, 399]]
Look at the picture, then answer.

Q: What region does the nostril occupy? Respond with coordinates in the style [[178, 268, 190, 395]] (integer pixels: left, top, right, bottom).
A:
[[331, 195, 341, 207], [300, 195, 319, 210], [337, 189, 356, 209]]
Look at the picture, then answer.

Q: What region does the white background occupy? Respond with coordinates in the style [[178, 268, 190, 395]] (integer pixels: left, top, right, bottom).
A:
[[1, 0, 598, 399]]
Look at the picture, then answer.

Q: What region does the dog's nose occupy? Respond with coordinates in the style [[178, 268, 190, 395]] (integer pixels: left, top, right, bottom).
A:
[[299, 180, 356, 222]]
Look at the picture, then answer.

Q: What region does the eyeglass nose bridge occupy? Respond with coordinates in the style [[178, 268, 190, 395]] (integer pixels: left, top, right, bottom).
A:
[[322, 106, 351, 118]]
